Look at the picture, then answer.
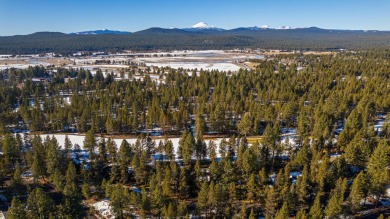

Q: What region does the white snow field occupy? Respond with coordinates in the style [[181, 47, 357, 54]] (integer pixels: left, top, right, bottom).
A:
[[40, 131, 298, 160], [134, 50, 264, 72], [144, 62, 241, 72]]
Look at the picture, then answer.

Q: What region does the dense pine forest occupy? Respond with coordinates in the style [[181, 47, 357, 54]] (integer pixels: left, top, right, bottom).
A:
[[0, 51, 390, 218]]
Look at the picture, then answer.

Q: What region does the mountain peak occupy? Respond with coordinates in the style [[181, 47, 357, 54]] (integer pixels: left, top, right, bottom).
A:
[[182, 22, 224, 31], [191, 22, 216, 29], [191, 22, 215, 29], [277, 25, 292, 30]]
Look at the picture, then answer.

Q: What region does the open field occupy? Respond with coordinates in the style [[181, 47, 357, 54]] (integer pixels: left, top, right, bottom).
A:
[[0, 50, 263, 73]]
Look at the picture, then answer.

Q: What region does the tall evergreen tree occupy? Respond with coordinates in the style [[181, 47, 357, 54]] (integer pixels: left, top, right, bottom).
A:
[[27, 188, 55, 219], [349, 171, 368, 213], [8, 197, 26, 219]]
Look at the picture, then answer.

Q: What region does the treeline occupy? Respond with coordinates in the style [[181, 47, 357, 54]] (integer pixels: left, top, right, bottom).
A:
[[2, 28, 390, 54]]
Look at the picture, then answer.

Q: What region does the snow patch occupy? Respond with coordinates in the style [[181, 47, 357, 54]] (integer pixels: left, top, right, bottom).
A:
[[92, 200, 114, 219]]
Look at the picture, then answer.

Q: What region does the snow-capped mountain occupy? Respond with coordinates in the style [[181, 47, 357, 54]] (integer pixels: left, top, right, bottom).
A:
[[183, 22, 224, 31], [191, 22, 215, 29], [277, 26, 292, 30], [70, 29, 131, 35], [261, 25, 270, 29]]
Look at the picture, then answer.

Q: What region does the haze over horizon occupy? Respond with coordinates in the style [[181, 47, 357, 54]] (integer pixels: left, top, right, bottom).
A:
[[0, 0, 389, 36]]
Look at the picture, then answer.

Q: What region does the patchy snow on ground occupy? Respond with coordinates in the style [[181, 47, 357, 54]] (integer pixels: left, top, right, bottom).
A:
[[92, 200, 114, 219], [374, 119, 386, 132], [144, 62, 241, 72], [40, 134, 225, 158], [281, 127, 297, 135], [387, 186, 390, 197], [289, 171, 302, 178], [40, 133, 299, 160]]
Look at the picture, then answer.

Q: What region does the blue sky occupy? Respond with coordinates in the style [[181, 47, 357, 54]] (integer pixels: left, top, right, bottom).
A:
[[0, 0, 389, 36]]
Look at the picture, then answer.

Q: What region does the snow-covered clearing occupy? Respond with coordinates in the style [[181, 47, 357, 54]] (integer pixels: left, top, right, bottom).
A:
[[40, 132, 299, 160], [92, 200, 114, 219], [144, 62, 241, 72], [40, 134, 224, 158]]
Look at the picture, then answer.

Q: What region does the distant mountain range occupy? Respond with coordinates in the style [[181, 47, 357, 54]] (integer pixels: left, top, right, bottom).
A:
[[70, 29, 131, 35], [68, 22, 302, 35], [0, 22, 389, 54]]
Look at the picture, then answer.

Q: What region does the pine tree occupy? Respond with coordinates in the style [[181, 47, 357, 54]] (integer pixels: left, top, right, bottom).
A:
[[316, 153, 329, 191], [295, 209, 307, 219], [84, 129, 97, 159], [141, 187, 150, 217], [151, 184, 165, 217], [110, 185, 131, 219], [177, 202, 188, 217], [8, 197, 26, 219], [107, 137, 118, 163], [309, 193, 323, 219], [325, 191, 342, 218], [64, 134, 72, 159], [12, 161, 22, 185], [325, 177, 347, 218], [32, 149, 46, 181], [118, 140, 131, 183], [239, 203, 247, 219], [110, 164, 120, 183], [349, 171, 367, 213], [2, 134, 17, 168], [82, 182, 90, 199], [275, 202, 289, 219], [52, 170, 64, 190], [162, 166, 172, 197], [242, 147, 258, 177], [27, 188, 55, 219], [367, 139, 390, 199], [98, 137, 107, 164], [46, 136, 62, 180], [246, 173, 257, 202], [195, 112, 206, 139], [249, 208, 255, 219], [208, 181, 217, 215], [62, 161, 82, 218], [11, 161, 23, 196], [228, 182, 237, 206], [296, 165, 309, 207], [261, 124, 280, 171], [238, 112, 253, 136], [265, 187, 278, 219], [197, 181, 209, 216], [179, 166, 190, 198], [165, 201, 177, 218]]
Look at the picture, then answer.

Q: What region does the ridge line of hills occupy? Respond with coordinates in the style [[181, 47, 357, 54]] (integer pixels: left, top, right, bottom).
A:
[[1, 26, 390, 54], [12, 26, 389, 36]]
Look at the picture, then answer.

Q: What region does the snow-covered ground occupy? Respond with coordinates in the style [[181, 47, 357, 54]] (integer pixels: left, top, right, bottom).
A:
[[144, 62, 241, 72], [40, 133, 299, 160], [92, 200, 114, 219], [40, 134, 224, 158], [134, 50, 263, 72]]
